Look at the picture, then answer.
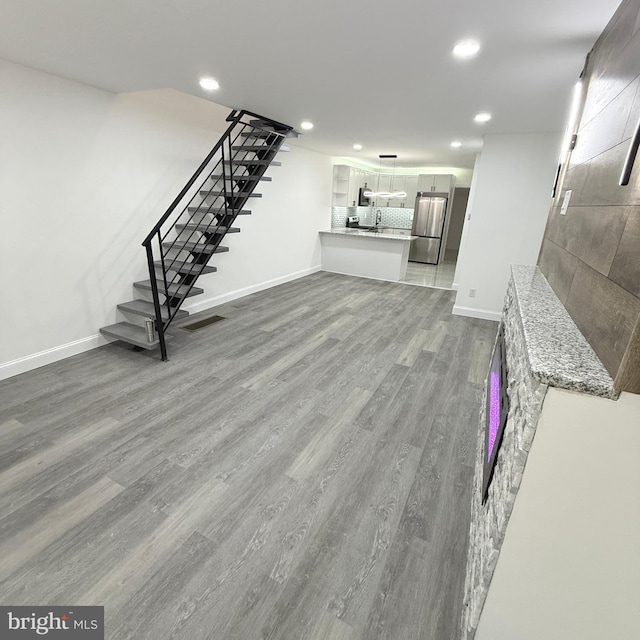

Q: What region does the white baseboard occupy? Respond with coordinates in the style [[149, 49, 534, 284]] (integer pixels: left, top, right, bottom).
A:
[[451, 282, 459, 290], [452, 304, 501, 322], [0, 333, 111, 381], [0, 267, 322, 381], [183, 266, 321, 314]]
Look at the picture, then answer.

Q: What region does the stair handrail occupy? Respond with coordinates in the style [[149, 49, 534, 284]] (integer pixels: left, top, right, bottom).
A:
[[156, 121, 285, 297], [140, 109, 293, 361], [142, 110, 292, 247]]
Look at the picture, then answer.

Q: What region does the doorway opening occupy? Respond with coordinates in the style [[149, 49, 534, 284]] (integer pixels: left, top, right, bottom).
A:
[[401, 187, 469, 290]]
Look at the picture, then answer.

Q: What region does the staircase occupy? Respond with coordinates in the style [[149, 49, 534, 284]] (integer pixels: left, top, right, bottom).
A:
[[100, 110, 295, 360]]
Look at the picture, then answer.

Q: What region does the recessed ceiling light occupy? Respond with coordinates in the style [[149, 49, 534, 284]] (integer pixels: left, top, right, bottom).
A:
[[300, 121, 314, 131], [474, 112, 492, 123], [199, 77, 220, 91], [353, 143, 363, 151], [453, 39, 480, 59], [450, 140, 462, 148]]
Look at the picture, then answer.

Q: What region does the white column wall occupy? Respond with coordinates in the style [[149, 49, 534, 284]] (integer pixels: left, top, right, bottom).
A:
[[475, 387, 640, 640], [452, 133, 560, 320], [0, 59, 331, 378]]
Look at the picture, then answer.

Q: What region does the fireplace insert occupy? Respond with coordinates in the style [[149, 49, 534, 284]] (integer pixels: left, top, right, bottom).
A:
[[482, 324, 509, 503]]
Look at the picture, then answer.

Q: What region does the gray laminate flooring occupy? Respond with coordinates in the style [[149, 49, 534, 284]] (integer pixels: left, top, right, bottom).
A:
[[0, 272, 497, 640]]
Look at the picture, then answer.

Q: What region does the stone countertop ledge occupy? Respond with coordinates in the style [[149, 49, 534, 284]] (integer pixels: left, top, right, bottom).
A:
[[320, 228, 417, 241], [511, 265, 617, 399]]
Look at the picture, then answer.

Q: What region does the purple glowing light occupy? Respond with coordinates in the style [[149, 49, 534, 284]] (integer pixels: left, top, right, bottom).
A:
[[487, 370, 501, 461]]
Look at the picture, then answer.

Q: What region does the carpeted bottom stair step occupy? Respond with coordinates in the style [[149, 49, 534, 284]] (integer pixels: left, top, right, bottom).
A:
[[100, 322, 173, 350]]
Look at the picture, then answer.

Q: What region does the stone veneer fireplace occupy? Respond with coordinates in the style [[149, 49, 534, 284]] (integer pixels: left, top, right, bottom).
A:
[[460, 264, 616, 640]]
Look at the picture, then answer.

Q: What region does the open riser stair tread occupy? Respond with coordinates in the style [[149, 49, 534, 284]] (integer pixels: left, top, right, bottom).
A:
[[199, 190, 262, 198], [153, 260, 217, 275], [247, 120, 298, 137], [208, 174, 272, 182], [231, 145, 289, 153], [133, 280, 204, 298], [161, 241, 230, 254], [224, 159, 281, 167], [100, 322, 173, 350], [176, 223, 241, 233], [231, 144, 290, 153], [117, 299, 189, 321], [187, 206, 251, 215], [240, 131, 282, 140]]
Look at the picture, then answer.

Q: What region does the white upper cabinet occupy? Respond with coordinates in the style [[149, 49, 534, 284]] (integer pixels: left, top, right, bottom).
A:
[[347, 171, 360, 206], [332, 165, 350, 207], [405, 175, 419, 206], [387, 174, 406, 207], [332, 166, 453, 208], [360, 175, 376, 204], [417, 173, 456, 194], [434, 174, 455, 193], [370, 175, 392, 206], [332, 165, 377, 207]]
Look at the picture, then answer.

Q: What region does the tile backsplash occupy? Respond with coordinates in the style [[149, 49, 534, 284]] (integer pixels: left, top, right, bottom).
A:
[[331, 206, 414, 230]]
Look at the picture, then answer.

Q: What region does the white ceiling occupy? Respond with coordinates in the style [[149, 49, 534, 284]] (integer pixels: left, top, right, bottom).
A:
[[0, 0, 622, 169]]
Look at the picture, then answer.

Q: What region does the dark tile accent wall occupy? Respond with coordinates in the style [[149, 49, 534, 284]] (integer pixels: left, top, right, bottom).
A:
[[564, 262, 640, 378], [538, 0, 640, 394], [610, 208, 640, 297], [537, 237, 578, 304]]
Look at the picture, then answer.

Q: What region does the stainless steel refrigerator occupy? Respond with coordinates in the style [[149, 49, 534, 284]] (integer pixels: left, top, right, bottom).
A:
[[409, 192, 448, 264]]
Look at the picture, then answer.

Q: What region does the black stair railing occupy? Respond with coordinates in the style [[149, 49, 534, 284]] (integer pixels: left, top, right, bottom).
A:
[[141, 110, 293, 360]]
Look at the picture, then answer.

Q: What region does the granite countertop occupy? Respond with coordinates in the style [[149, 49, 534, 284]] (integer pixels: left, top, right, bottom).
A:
[[511, 265, 617, 399], [320, 228, 417, 241]]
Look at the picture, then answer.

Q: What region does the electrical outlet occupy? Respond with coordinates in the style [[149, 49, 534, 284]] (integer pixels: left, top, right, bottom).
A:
[[560, 189, 572, 215], [469, 288, 476, 298]]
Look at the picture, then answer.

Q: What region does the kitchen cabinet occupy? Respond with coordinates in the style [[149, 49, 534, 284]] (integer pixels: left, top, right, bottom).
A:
[[369, 174, 413, 207], [435, 174, 455, 193], [332, 165, 375, 207], [405, 175, 419, 206], [417, 173, 456, 194], [332, 165, 428, 209], [360, 175, 376, 205], [351, 168, 374, 206], [415, 174, 457, 259], [320, 230, 414, 281], [387, 174, 406, 207], [332, 165, 350, 207]]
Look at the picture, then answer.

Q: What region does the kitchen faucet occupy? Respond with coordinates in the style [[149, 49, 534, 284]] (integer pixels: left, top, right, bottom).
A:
[[375, 209, 382, 228]]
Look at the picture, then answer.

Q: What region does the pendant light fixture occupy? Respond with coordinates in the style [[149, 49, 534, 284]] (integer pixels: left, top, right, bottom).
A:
[[363, 155, 407, 199]]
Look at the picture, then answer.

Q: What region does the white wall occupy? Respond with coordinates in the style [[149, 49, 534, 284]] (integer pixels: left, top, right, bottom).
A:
[[0, 59, 331, 379], [475, 387, 640, 640], [452, 133, 559, 320]]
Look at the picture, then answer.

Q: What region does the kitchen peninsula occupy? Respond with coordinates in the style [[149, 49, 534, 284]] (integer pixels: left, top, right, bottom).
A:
[[319, 228, 416, 282]]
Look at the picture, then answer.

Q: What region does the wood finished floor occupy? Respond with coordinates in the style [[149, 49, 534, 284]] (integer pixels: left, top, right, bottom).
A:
[[0, 272, 497, 640]]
